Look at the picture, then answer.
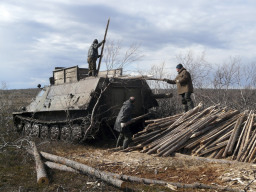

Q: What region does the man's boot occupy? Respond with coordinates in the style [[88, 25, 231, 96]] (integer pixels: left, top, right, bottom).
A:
[[116, 133, 123, 148], [123, 137, 131, 149]]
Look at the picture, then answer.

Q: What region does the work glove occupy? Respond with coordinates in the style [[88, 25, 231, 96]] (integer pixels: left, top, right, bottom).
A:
[[121, 122, 127, 128]]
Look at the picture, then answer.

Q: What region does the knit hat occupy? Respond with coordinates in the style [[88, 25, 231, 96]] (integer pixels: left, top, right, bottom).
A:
[[176, 64, 183, 69]]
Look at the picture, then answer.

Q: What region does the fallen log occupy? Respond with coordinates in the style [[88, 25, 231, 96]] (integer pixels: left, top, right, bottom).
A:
[[107, 173, 243, 192], [40, 151, 127, 188], [45, 157, 243, 192], [45, 161, 79, 173], [30, 142, 49, 185]]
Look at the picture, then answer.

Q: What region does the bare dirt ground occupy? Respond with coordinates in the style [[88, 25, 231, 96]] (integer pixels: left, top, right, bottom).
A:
[[1, 137, 256, 192], [1, 89, 256, 191], [36, 140, 256, 192]]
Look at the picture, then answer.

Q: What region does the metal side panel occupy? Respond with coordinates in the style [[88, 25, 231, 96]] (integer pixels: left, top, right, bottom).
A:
[[26, 77, 102, 112]]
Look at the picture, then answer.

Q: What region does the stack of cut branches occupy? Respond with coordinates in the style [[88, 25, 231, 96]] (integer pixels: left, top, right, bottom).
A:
[[124, 103, 256, 162]]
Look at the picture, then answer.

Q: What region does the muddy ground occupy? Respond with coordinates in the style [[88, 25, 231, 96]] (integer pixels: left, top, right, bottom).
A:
[[1, 137, 256, 192]]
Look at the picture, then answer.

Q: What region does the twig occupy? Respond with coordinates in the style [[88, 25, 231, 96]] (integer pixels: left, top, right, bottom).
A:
[[81, 81, 111, 141]]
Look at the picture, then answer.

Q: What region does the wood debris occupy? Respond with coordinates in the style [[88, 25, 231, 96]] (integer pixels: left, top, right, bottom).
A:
[[41, 151, 243, 192], [124, 103, 256, 162]]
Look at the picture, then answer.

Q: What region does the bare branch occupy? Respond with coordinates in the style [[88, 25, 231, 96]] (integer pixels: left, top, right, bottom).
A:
[[103, 39, 143, 71]]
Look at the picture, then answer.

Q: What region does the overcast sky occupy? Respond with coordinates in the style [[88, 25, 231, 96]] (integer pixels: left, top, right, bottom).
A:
[[1, 0, 256, 89]]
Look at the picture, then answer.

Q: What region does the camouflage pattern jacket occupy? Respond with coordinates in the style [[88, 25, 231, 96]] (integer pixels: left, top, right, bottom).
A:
[[87, 41, 103, 59]]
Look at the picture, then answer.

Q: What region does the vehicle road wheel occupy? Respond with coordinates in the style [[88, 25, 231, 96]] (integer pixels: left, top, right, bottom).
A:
[[61, 125, 71, 141], [17, 123, 23, 132], [24, 122, 32, 136], [31, 124, 40, 137], [50, 125, 60, 140], [71, 124, 82, 142], [40, 125, 49, 139]]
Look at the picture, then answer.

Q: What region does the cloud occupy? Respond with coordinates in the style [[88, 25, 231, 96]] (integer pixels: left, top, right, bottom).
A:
[[1, 0, 256, 89]]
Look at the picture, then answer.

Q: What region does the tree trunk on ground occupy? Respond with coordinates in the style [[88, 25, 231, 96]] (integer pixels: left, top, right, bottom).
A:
[[44, 156, 242, 192], [45, 161, 79, 173], [40, 151, 127, 189], [108, 173, 243, 192], [30, 142, 49, 185]]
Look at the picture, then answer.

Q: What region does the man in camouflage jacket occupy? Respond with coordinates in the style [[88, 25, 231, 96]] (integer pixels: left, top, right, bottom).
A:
[[87, 39, 105, 76], [163, 64, 194, 112]]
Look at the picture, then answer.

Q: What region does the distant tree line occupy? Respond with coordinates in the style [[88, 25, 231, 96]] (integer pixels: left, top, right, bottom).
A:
[[146, 50, 256, 117]]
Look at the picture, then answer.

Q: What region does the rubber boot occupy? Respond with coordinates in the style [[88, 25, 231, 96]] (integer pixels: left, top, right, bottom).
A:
[[123, 136, 131, 149], [116, 133, 123, 148]]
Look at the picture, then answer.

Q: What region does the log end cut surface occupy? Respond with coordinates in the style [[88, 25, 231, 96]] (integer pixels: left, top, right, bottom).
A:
[[37, 177, 49, 185]]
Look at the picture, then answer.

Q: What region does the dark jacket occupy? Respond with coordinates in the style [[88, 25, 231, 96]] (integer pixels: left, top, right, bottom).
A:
[[87, 41, 103, 59], [166, 68, 193, 95], [114, 99, 134, 132]]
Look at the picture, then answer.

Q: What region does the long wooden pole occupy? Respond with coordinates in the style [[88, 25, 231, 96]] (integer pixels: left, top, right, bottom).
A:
[[45, 158, 242, 192], [40, 151, 127, 188], [97, 18, 110, 75]]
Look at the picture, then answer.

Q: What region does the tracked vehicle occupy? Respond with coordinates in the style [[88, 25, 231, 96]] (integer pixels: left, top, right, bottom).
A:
[[13, 66, 162, 142]]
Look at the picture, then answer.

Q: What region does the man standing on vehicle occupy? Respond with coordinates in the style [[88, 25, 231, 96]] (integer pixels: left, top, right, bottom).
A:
[[87, 39, 105, 76], [163, 64, 194, 112], [114, 97, 135, 149]]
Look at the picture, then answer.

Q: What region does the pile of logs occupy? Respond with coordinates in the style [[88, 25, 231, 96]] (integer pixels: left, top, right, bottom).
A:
[[125, 103, 256, 162]]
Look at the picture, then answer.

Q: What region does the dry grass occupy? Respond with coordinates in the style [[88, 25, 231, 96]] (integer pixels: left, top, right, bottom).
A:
[[0, 88, 253, 192]]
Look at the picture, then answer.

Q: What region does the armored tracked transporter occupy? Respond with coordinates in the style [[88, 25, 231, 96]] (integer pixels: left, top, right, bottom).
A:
[[13, 66, 161, 142]]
